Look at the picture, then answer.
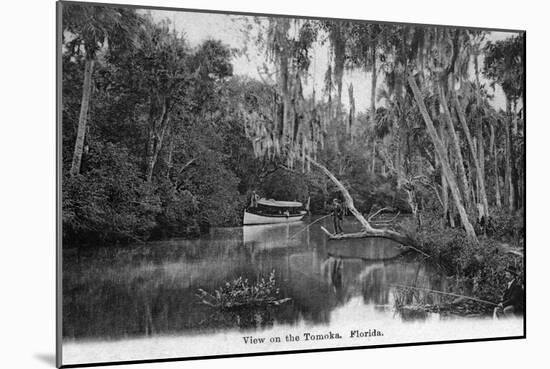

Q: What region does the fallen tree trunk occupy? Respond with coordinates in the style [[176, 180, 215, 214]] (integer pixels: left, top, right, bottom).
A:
[[304, 155, 420, 251], [318, 227, 429, 258], [319, 225, 415, 245]]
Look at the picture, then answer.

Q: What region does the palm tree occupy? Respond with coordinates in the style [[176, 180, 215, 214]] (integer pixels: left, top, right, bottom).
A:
[[483, 34, 524, 211], [405, 27, 480, 239], [408, 76, 477, 241], [62, 4, 141, 176]]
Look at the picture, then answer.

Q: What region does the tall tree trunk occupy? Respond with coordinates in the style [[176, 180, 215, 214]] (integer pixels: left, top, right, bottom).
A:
[[70, 57, 95, 176], [371, 140, 376, 174], [438, 83, 471, 211], [324, 64, 338, 154], [166, 134, 175, 180], [370, 46, 377, 126], [404, 185, 420, 228], [504, 100, 515, 211], [510, 104, 520, 210], [442, 173, 449, 224], [476, 121, 486, 213], [348, 83, 355, 138], [409, 76, 477, 241], [453, 94, 489, 219], [474, 138, 480, 203], [332, 31, 345, 156], [396, 132, 404, 179], [490, 124, 502, 208], [146, 99, 170, 183], [332, 27, 345, 110], [438, 123, 449, 225], [472, 53, 489, 218], [146, 139, 158, 183], [511, 103, 518, 135], [280, 56, 289, 145], [146, 122, 170, 183]]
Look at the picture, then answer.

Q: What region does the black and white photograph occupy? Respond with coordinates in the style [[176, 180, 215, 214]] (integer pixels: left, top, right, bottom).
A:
[[56, 1, 525, 366]]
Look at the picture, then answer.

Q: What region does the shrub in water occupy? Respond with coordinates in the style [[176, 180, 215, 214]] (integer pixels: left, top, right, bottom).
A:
[[196, 271, 291, 310]]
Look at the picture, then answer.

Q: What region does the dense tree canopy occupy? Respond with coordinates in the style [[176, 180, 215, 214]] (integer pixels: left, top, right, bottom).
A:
[[61, 4, 524, 248]]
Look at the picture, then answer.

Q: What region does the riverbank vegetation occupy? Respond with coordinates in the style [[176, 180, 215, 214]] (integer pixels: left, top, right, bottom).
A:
[[396, 211, 523, 314], [61, 1, 525, 309]]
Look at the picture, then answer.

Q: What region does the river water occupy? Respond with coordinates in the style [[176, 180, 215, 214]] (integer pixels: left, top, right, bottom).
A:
[[62, 216, 523, 365]]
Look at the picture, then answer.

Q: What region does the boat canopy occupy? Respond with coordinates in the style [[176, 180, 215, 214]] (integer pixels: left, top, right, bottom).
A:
[[257, 198, 302, 208]]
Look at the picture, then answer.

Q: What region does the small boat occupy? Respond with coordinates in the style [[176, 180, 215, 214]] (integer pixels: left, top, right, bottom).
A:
[[243, 198, 307, 225]]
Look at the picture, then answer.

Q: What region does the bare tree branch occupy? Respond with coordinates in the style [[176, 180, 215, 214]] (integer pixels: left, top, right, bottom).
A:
[[367, 207, 391, 222]]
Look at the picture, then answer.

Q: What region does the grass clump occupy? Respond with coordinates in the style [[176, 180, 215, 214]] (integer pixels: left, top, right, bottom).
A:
[[196, 271, 291, 310]]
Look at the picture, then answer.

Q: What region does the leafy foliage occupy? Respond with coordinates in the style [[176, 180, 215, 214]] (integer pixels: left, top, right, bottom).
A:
[[401, 211, 523, 308], [62, 6, 524, 254], [62, 142, 161, 245], [62, 4, 142, 59], [484, 35, 524, 105], [196, 271, 291, 309]]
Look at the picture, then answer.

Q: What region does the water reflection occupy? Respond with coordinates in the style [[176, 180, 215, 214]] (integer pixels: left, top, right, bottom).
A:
[[63, 217, 448, 340]]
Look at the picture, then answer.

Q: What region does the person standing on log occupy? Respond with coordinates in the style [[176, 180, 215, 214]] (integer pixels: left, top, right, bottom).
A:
[[331, 198, 344, 234]]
